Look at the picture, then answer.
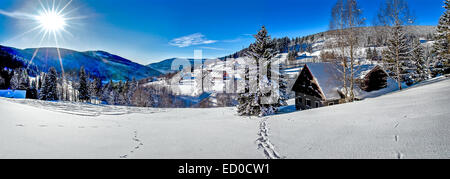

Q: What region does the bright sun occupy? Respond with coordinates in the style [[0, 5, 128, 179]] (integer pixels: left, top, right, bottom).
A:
[[36, 10, 67, 32]]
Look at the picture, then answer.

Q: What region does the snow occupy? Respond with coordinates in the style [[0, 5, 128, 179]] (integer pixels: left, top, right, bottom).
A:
[[353, 64, 378, 79], [305, 63, 343, 100], [352, 77, 401, 99], [0, 99, 260, 159], [269, 77, 450, 159], [1, 77, 449, 159]]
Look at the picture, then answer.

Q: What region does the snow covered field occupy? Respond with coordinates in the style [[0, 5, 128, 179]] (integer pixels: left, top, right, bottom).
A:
[[1, 77, 450, 159]]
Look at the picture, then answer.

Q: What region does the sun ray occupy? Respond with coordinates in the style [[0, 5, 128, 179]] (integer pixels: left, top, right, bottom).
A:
[[60, 28, 74, 38], [60, 7, 83, 19], [58, 0, 73, 15], [55, 0, 63, 13], [45, 0, 51, 13], [53, 30, 65, 79], [27, 30, 50, 69], [3, 25, 43, 44], [5, 0, 81, 77], [64, 16, 87, 21], [52, 0, 56, 13], [38, 0, 46, 13]]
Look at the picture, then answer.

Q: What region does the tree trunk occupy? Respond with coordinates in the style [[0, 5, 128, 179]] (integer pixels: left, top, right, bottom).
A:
[[201, 68, 204, 93], [396, 44, 402, 90], [350, 41, 355, 101], [256, 59, 260, 105]]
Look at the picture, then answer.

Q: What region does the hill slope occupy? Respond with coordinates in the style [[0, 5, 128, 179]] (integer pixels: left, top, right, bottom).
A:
[[147, 58, 206, 75], [0, 77, 448, 159], [0, 45, 161, 80]]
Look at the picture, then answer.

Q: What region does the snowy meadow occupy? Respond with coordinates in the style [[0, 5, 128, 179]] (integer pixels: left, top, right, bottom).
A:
[[1, 77, 449, 159]]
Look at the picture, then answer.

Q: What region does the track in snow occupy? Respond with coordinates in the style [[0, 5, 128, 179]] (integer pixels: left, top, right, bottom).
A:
[[120, 130, 144, 159], [4, 98, 167, 117], [256, 118, 285, 159]]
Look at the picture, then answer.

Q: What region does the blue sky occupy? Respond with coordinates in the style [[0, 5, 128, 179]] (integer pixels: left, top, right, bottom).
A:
[[0, 0, 445, 64]]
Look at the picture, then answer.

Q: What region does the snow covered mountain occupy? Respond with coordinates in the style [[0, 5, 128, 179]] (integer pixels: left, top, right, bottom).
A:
[[0, 45, 162, 80], [147, 58, 205, 74]]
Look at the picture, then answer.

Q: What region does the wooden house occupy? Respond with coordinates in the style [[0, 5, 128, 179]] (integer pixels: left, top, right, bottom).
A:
[[355, 65, 388, 92], [291, 63, 389, 110]]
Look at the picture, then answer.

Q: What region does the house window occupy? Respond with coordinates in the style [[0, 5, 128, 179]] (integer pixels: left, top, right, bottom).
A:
[[315, 101, 320, 108], [306, 99, 311, 107]]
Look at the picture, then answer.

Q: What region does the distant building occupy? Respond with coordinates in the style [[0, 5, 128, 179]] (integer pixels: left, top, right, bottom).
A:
[[355, 65, 389, 92], [291, 63, 389, 110]]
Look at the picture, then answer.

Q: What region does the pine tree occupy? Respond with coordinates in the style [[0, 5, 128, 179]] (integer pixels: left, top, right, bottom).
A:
[[383, 24, 409, 90], [117, 80, 128, 105], [102, 80, 114, 104], [238, 26, 278, 116], [0, 76, 4, 88], [278, 64, 289, 107], [237, 66, 258, 115], [18, 69, 29, 90], [287, 50, 298, 64], [95, 78, 103, 100], [89, 77, 102, 102], [38, 73, 43, 90], [78, 66, 90, 102], [108, 89, 117, 105], [411, 37, 428, 82], [433, 0, 450, 74], [127, 78, 138, 105], [41, 67, 58, 101], [366, 48, 373, 60], [10, 70, 19, 90], [372, 48, 380, 61]]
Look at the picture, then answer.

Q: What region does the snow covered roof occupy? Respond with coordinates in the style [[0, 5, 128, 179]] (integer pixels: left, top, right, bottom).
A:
[[352, 64, 385, 79], [304, 63, 343, 100], [300, 63, 391, 101]]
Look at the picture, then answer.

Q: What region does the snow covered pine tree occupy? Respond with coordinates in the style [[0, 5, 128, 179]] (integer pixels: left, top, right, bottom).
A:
[[89, 77, 102, 103], [411, 37, 428, 82], [238, 26, 280, 116], [383, 24, 409, 90], [78, 66, 90, 102], [277, 63, 289, 107], [40, 67, 58, 101], [433, 0, 450, 74], [10, 70, 19, 90], [102, 80, 115, 105]]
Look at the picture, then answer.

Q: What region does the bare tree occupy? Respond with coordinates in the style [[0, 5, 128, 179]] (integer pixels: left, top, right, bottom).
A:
[[330, 0, 348, 101], [330, 0, 365, 101], [346, 0, 365, 100]]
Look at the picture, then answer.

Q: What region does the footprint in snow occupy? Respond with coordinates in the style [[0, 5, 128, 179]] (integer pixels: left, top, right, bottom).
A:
[[394, 135, 399, 142], [396, 152, 404, 159]]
